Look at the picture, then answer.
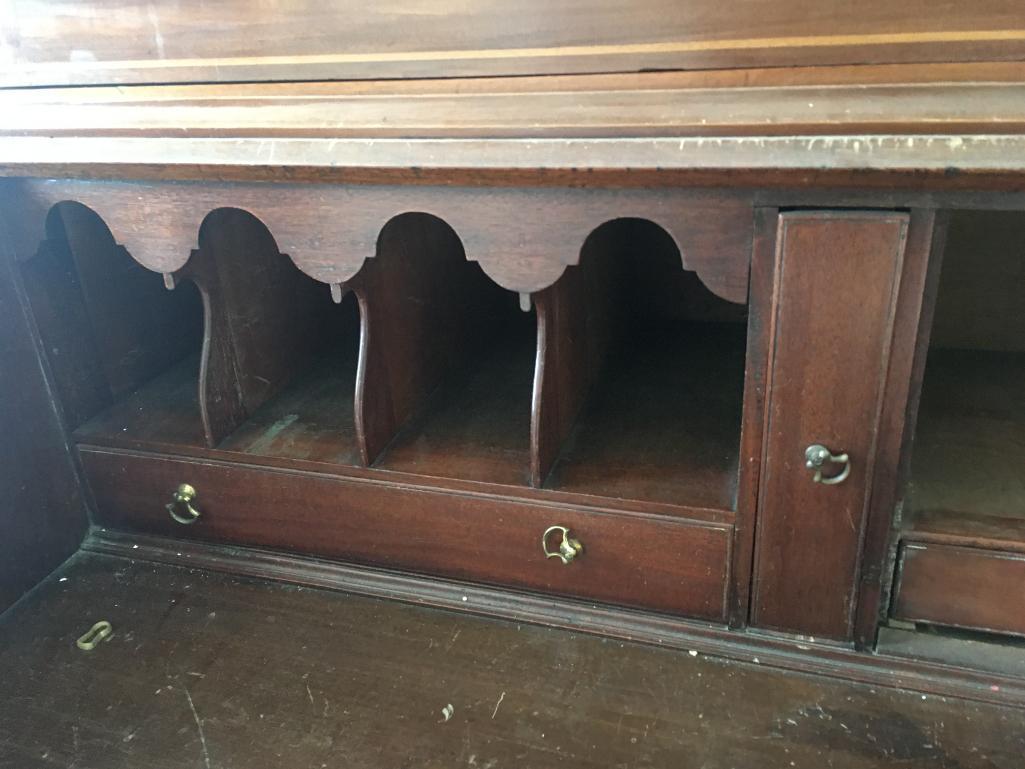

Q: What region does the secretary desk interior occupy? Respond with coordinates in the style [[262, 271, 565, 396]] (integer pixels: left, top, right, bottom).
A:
[[2, 0, 1025, 707]]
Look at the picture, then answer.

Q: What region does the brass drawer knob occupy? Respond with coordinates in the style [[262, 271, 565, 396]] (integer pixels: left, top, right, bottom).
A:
[[166, 483, 201, 524], [542, 525, 583, 564], [804, 444, 851, 485]]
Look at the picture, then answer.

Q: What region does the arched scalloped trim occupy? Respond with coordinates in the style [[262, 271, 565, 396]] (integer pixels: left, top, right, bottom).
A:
[[4, 179, 752, 305]]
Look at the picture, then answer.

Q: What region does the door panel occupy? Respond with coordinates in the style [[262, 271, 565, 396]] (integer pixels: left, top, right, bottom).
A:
[[752, 211, 909, 640]]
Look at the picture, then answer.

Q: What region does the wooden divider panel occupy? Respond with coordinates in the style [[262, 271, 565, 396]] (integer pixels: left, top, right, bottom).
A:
[[174, 208, 334, 446], [531, 223, 625, 487]]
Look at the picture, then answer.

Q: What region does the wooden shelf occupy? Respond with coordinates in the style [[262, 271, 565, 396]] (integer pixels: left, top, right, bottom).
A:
[[218, 344, 360, 466], [73, 353, 205, 450], [905, 348, 1025, 545], [544, 322, 744, 509], [374, 319, 536, 487]]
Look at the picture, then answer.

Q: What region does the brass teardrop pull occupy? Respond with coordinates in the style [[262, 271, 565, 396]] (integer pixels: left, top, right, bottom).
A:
[[804, 444, 851, 485], [167, 483, 201, 524], [542, 525, 583, 565]]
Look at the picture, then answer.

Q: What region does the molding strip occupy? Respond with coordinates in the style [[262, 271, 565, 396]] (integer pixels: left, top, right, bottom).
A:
[[83, 528, 1025, 709]]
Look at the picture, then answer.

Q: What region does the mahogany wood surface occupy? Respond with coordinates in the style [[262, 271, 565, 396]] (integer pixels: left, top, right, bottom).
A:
[[0, 213, 88, 612], [752, 212, 909, 640], [188, 209, 339, 446], [78, 447, 733, 620], [727, 207, 777, 627], [350, 214, 513, 465], [0, 179, 753, 302], [893, 542, 1025, 637], [217, 299, 362, 467], [530, 227, 623, 489], [371, 316, 537, 487], [11, 67, 1025, 140], [3, 1, 1025, 87], [4, 554, 1024, 769], [534, 219, 748, 505], [84, 529, 1025, 709], [19, 201, 203, 432], [851, 210, 940, 647]]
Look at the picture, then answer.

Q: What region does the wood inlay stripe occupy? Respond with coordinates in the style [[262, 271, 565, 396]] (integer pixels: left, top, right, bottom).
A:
[[11, 29, 1025, 73]]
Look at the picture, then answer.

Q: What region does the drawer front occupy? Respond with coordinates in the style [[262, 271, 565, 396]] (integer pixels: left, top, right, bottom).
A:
[[80, 448, 732, 621], [893, 542, 1025, 638], [752, 211, 910, 639]]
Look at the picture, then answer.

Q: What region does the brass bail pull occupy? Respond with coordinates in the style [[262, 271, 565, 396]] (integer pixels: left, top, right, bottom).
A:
[[167, 483, 201, 524], [76, 620, 113, 651], [542, 525, 584, 565], [804, 444, 851, 485]]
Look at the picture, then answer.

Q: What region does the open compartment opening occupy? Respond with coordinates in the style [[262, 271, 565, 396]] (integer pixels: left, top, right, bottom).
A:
[[890, 210, 1025, 641], [194, 209, 361, 466], [904, 210, 1025, 546], [20, 202, 206, 449], [536, 218, 748, 510], [366, 213, 535, 486]]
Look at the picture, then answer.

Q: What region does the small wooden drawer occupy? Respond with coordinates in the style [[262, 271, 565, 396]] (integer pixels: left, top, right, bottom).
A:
[[892, 542, 1025, 637], [79, 447, 733, 621]]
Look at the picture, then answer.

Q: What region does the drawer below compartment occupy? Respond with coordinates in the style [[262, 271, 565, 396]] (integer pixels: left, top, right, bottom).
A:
[[79, 448, 733, 621], [892, 542, 1025, 637]]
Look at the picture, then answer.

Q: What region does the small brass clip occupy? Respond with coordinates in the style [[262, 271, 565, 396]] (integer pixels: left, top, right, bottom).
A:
[[76, 620, 113, 651]]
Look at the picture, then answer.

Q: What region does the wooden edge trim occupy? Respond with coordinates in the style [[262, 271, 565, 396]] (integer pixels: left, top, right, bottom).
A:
[[82, 528, 1025, 709]]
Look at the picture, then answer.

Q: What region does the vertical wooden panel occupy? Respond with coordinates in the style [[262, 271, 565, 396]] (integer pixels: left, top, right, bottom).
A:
[[752, 211, 909, 640], [0, 209, 89, 611], [177, 209, 336, 446], [353, 214, 510, 465], [531, 227, 623, 487], [727, 206, 775, 627], [852, 210, 941, 647]]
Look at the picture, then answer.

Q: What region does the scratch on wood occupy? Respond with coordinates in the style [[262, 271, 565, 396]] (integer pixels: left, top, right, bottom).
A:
[[183, 685, 212, 769], [491, 691, 506, 719]]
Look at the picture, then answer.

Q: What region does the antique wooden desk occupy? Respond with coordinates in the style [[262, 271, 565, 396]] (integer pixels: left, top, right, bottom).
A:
[[2, 1, 1025, 719]]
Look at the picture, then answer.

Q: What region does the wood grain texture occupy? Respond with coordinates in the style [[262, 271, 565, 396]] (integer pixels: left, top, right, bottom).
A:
[[851, 210, 940, 647], [18, 200, 204, 432], [904, 509, 1025, 554], [9, 68, 1025, 140], [350, 213, 513, 465], [728, 206, 777, 626], [1, 179, 752, 302], [533, 219, 748, 505], [530, 222, 625, 487], [3, 1, 1025, 86], [78, 447, 733, 620], [3, 554, 1024, 769], [0, 209, 88, 611], [893, 542, 1025, 637], [752, 212, 909, 640], [174, 208, 340, 446], [83, 529, 1025, 708]]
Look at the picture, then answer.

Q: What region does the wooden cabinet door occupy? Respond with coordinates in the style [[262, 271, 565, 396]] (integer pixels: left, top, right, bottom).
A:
[[751, 211, 909, 640]]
